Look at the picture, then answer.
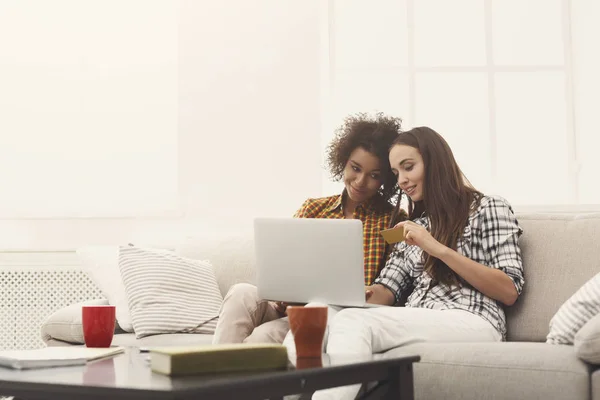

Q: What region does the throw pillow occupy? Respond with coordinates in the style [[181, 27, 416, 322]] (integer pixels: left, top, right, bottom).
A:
[[76, 245, 134, 332], [546, 272, 600, 345], [118, 246, 223, 338], [574, 312, 600, 364], [41, 299, 110, 344]]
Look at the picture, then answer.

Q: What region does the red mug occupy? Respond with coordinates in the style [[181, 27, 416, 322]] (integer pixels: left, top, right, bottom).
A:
[[82, 305, 116, 348]]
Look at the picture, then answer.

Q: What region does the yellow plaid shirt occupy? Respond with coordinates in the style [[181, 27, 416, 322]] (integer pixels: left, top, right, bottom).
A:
[[293, 193, 392, 285]]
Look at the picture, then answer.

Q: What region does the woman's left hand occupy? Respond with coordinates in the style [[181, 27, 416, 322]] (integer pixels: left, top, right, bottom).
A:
[[395, 221, 446, 258]]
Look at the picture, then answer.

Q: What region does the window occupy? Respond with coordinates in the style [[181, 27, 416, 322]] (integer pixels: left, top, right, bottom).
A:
[[323, 0, 599, 209]]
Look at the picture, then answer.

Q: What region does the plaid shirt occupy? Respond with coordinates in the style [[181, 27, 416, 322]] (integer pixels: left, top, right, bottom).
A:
[[294, 193, 392, 285], [374, 195, 524, 339]]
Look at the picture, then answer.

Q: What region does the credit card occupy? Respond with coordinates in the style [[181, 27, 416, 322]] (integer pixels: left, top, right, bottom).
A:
[[380, 226, 405, 244]]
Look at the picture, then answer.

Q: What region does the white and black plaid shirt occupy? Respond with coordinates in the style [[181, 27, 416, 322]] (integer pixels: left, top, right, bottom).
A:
[[374, 195, 524, 339]]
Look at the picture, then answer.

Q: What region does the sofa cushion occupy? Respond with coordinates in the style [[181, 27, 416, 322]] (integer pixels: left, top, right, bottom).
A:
[[385, 342, 591, 400], [506, 213, 600, 342], [119, 246, 223, 338], [575, 312, 600, 364], [47, 333, 215, 348], [175, 232, 256, 298], [111, 333, 214, 347], [593, 369, 600, 400], [547, 272, 600, 345]]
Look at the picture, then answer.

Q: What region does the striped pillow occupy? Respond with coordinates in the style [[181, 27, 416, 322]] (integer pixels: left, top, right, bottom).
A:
[[119, 246, 223, 338], [547, 272, 600, 345]]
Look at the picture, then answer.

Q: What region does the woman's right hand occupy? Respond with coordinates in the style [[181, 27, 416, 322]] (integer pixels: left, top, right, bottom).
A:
[[274, 301, 288, 316], [365, 284, 396, 306]]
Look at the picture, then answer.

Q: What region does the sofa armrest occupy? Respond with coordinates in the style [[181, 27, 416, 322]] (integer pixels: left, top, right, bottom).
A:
[[41, 299, 109, 345]]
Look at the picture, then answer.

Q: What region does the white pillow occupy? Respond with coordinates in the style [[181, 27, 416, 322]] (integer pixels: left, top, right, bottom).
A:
[[119, 246, 223, 339], [76, 245, 133, 332], [547, 272, 600, 345]]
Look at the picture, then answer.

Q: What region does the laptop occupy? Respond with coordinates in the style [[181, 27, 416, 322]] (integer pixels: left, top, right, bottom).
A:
[[253, 217, 386, 308]]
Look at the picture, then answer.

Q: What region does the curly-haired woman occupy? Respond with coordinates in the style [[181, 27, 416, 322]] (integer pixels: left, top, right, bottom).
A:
[[212, 112, 405, 345]]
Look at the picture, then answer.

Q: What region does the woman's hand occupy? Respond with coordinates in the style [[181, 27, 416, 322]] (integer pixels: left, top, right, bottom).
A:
[[365, 287, 374, 301], [395, 221, 447, 258], [273, 301, 288, 316], [365, 284, 395, 306]]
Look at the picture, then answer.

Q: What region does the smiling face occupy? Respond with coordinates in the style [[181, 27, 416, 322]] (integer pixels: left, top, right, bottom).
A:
[[389, 144, 425, 202], [343, 147, 383, 205]]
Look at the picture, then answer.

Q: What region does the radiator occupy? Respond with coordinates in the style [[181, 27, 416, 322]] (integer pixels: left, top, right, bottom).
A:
[[0, 252, 103, 350]]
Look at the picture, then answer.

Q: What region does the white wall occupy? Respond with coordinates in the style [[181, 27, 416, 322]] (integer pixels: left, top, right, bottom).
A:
[[0, 0, 325, 250], [178, 0, 323, 222], [0, 1, 180, 218]]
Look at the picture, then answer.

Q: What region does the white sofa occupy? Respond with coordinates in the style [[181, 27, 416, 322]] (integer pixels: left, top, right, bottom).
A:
[[41, 213, 600, 400]]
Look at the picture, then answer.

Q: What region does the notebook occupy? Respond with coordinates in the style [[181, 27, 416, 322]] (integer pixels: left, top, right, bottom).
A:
[[0, 346, 125, 370]]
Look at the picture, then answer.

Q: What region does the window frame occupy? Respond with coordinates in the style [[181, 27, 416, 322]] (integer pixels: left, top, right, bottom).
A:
[[323, 0, 593, 211]]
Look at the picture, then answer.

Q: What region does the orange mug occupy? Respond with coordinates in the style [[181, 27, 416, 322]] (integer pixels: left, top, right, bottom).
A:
[[287, 306, 328, 358], [82, 305, 116, 348]]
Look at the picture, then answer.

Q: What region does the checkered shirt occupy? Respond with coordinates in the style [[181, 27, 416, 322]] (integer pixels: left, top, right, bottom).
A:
[[294, 193, 392, 285], [373, 195, 524, 339]]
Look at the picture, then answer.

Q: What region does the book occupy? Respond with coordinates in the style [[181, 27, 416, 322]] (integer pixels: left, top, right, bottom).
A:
[[0, 346, 125, 370], [149, 343, 289, 376]]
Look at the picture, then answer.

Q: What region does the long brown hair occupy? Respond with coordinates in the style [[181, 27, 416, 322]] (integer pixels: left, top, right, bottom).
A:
[[391, 127, 482, 286]]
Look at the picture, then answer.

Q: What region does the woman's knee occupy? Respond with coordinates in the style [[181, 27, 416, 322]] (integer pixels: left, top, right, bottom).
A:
[[329, 308, 367, 329], [223, 283, 259, 302], [245, 318, 290, 344]]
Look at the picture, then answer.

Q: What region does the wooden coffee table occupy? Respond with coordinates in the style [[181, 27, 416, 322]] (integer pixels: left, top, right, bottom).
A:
[[0, 348, 419, 400]]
